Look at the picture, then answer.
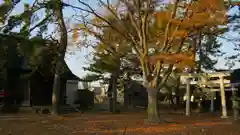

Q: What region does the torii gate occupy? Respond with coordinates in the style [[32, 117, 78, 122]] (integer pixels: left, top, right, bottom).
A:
[[180, 71, 239, 118]]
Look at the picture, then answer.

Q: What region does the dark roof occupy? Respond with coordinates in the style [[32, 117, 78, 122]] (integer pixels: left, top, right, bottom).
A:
[[61, 70, 80, 80], [215, 69, 230, 72], [7, 67, 32, 74]]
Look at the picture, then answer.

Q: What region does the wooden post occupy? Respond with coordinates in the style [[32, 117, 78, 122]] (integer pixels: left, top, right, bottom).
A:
[[186, 78, 191, 116], [219, 76, 228, 118]]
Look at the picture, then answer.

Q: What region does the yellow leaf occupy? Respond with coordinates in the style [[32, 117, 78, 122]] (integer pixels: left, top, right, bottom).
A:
[[78, 23, 85, 29], [154, 11, 170, 29], [72, 29, 79, 42], [172, 30, 188, 38], [148, 52, 195, 68], [72, 24, 88, 42]]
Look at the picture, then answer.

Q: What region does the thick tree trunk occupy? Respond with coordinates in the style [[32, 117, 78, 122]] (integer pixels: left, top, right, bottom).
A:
[[175, 89, 180, 110], [52, 63, 61, 115], [175, 77, 181, 107], [197, 99, 203, 113], [146, 88, 162, 123], [107, 77, 113, 112], [169, 94, 174, 105], [232, 89, 239, 121], [112, 73, 118, 113], [107, 73, 118, 113], [176, 95, 180, 105], [52, 1, 68, 115], [175, 87, 180, 107]]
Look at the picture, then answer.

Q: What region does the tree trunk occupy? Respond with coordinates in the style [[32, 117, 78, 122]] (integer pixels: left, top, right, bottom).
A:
[[146, 87, 162, 123], [197, 99, 202, 113], [175, 87, 180, 108], [232, 89, 239, 121], [176, 95, 180, 105], [175, 88, 180, 110], [112, 73, 118, 113], [107, 74, 118, 113], [52, 1, 68, 115], [107, 77, 113, 112], [169, 94, 174, 105], [175, 77, 181, 107], [52, 65, 61, 115]]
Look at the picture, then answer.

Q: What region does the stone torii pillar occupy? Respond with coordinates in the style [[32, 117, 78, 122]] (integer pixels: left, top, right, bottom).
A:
[[185, 78, 191, 116], [180, 73, 194, 116], [181, 72, 230, 118], [219, 76, 228, 118]]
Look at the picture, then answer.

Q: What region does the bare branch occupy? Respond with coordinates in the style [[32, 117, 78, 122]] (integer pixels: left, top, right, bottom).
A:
[[29, 13, 53, 32], [98, 0, 126, 29], [64, 1, 140, 53], [161, 0, 180, 52]]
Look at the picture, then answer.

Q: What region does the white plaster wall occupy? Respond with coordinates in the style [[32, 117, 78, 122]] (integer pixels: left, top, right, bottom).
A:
[[66, 80, 78, 105]]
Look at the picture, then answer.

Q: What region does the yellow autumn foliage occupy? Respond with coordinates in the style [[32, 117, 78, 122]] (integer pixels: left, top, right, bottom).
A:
[[148, 52, 195, 69], [154, 11, 170, 29], [147, 0, 228, 69], [73, 0, 228, 71], [172, 30, 188, 38], [72, 24, 88, 42]]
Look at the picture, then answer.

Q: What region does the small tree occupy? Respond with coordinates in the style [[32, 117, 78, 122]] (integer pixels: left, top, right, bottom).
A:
[[79, 17, 132, 112]]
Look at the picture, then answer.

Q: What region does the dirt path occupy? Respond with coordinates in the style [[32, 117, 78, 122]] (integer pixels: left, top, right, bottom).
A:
[[0, 112, 239, 135]]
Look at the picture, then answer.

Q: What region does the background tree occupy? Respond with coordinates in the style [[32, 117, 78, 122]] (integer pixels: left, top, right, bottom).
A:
[[79, 17, 133, 112], [224, 5, 240, 68], [223, 3, 240, 121], [83, 48, 121, 113], [196, 35, 225, 72], [0, 0, 77, 114]]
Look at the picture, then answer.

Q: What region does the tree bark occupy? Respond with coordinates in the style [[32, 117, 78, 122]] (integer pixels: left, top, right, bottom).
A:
[[210, 91, 215, 113], [52, 68, 61, 115], [175, 77, 181, 107], [175, 85, 181, 109], [112, 74, 118, 113], [232, 88, 239, 121], [107, 73, 118, 113], [169, 94, 175, 110], [107, 76, 113, 112], [52, 1, 68, 115], [197, 99, 203, 113], [146, 87, 162, 123]]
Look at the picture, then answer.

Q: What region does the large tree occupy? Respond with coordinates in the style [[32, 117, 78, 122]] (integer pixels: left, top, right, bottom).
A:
[[69, 0, 228, 123]]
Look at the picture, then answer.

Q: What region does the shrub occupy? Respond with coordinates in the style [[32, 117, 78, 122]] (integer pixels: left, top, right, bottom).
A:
[[74, 89, 94, 110]]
